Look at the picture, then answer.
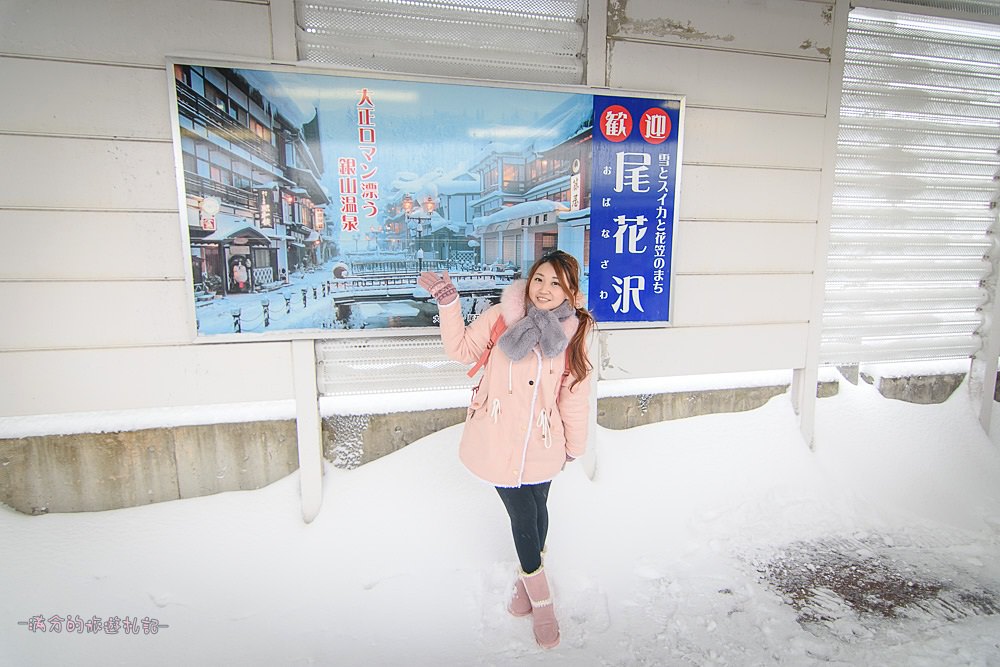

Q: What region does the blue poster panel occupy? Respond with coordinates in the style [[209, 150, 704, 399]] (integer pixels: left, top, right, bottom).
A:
[[169, 62, 682, 337], [589, 95, 681, 324]]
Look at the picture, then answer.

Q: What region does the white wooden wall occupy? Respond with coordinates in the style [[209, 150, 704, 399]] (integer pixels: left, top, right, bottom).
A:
[[0, 0, 837, 418], [0, 0, 296, 416], [600, 0, 835, 380]]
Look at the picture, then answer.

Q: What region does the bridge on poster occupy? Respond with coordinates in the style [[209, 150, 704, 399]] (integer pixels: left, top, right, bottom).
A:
[[327, 269, 520, 305]]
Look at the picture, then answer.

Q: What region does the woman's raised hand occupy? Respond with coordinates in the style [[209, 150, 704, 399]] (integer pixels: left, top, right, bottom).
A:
[[418, 270, 458, 306]]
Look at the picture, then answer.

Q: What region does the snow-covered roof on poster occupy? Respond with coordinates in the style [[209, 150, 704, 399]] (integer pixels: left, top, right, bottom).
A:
[[559, 207, 591, 222], [470, 96, 592, 168], [391, 166, 479, 199], [472, 200, 569, 230], [531, 95, 592, 154], [473, 142, 524, 162], [436, 174, 480, 196], [522, 174, 571, 201], [408, 211, 464, 236], [237, 69, 317, 128], [391, 169, 443, 193], [468, 189, 526, 209], [433, 220, 466, 235], [201, 217, 270, 243]]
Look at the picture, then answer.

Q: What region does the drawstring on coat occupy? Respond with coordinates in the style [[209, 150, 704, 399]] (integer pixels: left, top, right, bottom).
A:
[[536, 409, 552, 449]]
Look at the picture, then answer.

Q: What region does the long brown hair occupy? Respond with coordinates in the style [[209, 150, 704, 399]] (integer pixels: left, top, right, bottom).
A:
[[524, 250, 595, 388]]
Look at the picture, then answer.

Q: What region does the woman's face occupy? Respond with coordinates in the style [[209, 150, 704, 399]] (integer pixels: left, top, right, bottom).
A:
[[528, 262, 570, 311]]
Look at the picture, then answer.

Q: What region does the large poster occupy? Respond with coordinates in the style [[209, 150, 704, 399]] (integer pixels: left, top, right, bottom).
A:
[[169, 62, 683, 337]]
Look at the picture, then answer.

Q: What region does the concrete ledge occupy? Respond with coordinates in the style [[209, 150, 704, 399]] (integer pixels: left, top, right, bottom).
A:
[[322, 380, 841, 467], [598, 380, 839, 430], [861, 372, 966, 405], [323, 407, 467, 469], [0, 420, 298, 515], [3, 371, 973, 514]]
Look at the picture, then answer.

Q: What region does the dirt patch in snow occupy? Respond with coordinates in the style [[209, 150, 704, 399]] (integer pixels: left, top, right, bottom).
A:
[[752, 536, 1000, 626]]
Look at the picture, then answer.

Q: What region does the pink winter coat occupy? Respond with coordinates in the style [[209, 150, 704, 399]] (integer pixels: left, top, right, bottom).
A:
[[438, 280, 592, 487]]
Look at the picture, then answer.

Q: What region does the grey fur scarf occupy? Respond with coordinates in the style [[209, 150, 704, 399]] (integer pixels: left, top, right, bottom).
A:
[[497, 299, 576, 361]]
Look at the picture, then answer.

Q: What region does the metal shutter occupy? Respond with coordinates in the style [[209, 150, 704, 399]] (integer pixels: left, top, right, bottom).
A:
[[295, 0, 587, 85], [821, 5, 1000, 365]]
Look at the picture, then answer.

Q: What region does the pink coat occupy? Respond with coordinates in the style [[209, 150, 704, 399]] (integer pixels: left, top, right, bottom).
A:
[[438, 281, 592, 487]]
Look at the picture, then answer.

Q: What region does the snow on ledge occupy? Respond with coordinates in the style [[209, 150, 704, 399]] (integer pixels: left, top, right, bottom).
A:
[[598, 370, 797, 398], [0, 400, 297, 439], [859, 359, 970, 381], [320, 389, 471, 416], [2, 363, 969, 438]]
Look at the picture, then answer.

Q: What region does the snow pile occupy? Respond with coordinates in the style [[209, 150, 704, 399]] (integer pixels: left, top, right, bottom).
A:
[[3, 379, 1000, 665]]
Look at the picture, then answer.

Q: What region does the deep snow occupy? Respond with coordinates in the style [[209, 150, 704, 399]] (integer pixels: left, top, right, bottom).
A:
[[3, 375, 1000, 666]]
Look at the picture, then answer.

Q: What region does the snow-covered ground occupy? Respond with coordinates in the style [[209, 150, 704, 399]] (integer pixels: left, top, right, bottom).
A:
[[195, 264, 346, 335], [193, 259, 524, 335], [4, 377, 1000, 666]]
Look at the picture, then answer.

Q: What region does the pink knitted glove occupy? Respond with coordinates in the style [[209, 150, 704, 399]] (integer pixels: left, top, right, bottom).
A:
[[417, 270, 458, 306]]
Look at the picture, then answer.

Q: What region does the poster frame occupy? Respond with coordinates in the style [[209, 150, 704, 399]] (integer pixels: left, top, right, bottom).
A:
[[165, 57, 685, 344]]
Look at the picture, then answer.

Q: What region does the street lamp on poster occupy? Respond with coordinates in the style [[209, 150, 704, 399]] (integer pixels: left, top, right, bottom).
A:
[[384, 223, 394, 250], [403, 194, 434, 273], [371, 223, 387, 253]]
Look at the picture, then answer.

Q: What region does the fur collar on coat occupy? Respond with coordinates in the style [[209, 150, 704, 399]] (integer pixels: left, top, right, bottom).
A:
[[499, 279, 579, 343]]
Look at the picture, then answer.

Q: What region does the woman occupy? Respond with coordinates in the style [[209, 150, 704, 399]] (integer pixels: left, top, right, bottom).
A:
[[418, 250, 594, 650]]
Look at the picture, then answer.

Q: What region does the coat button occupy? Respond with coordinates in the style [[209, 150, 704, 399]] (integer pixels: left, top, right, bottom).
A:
[[528, 380, 534, 385]]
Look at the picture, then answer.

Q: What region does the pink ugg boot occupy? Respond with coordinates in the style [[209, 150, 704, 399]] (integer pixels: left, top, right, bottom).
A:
[[509, 547, 546, 617], [520, 566, 560, 649], [508, 577, 532, 617]]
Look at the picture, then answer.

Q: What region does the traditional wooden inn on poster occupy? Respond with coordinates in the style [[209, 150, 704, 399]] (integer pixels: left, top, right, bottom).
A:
[[467, 96, 594, 271], [174, 64, 333, 298]]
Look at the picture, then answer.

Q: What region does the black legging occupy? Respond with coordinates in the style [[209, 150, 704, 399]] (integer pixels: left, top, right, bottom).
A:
[[495, 481, 551, 574]]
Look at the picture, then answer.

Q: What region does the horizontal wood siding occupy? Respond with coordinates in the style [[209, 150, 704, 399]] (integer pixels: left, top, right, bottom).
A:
[[682, 108, 825, 169], [609, 42, 830, 114], [673, 221, 817, 274], [0, 211, 186, 281], [678, 165, 821, 222], [671, 274, 813, 326], [0, 136, 178, 210], [600, 323, 811, 379], [0, 0, 271, 65], [602, 0, 833, 378], [1, 282, 192, 350], [0, 0, 837, 413], [0, 344, 295, 416], [0, 0, 281, 416], [0, 59, 174, 139]]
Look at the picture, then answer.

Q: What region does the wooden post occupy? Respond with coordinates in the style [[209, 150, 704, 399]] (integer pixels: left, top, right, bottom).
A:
[[581, 330, 599, 481], [292, 340, 323, 523]]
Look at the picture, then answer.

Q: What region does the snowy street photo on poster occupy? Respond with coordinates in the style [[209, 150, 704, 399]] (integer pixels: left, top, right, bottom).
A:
[[170, 63, 682, 336]]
